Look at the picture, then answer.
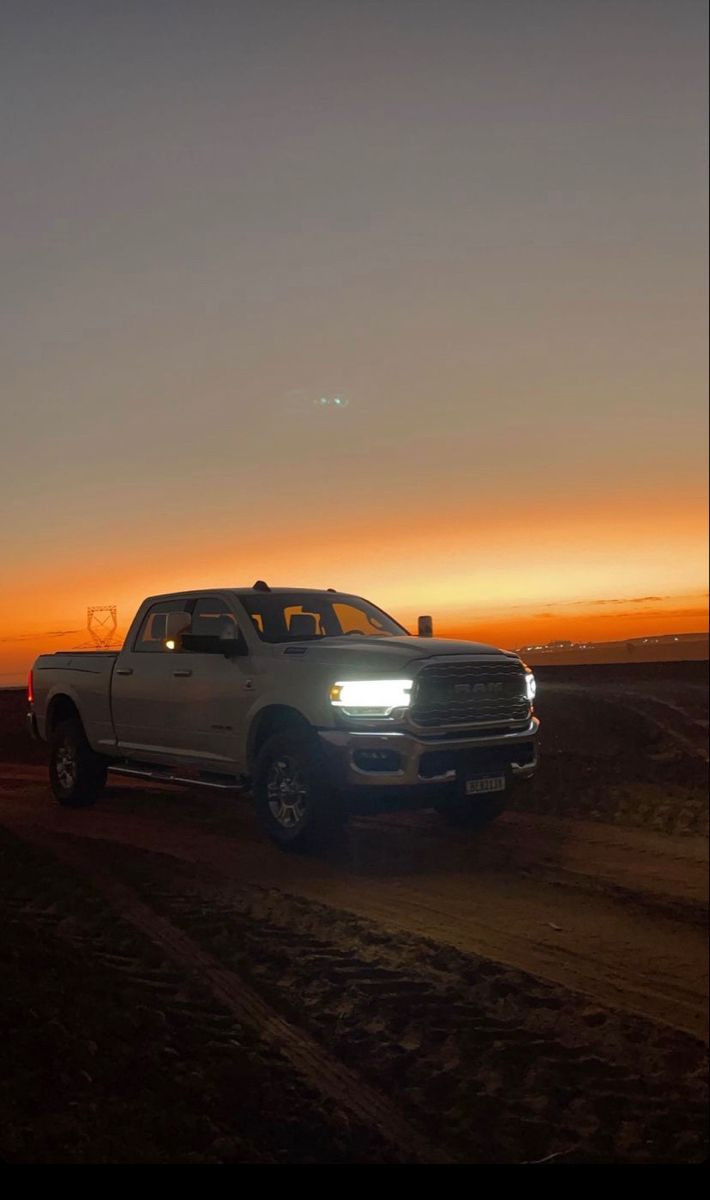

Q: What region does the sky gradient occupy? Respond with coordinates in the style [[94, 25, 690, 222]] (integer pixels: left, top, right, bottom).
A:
[[1, 0, 708, 682]]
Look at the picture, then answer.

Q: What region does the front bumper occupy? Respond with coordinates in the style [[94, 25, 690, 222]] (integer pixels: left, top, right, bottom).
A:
[[318, 717, 539, 789]]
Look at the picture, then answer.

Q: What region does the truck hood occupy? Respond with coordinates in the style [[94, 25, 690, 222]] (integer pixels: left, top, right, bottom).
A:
[[276, 636, 521, 673]]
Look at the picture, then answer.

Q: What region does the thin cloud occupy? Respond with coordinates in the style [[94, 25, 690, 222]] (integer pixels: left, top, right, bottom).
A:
[[591, 606, 709, 621], [534, 593, 707, 611], [590, 596, 665, 606], [540, 595, 667, 609]]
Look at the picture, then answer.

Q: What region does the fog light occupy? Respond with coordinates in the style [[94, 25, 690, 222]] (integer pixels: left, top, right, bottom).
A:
[[353, 749, 401, 773]]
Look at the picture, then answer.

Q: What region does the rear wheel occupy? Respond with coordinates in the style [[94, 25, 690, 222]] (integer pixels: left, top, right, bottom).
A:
[[49, 719, 107, 808], [253, 730, 344, 852]]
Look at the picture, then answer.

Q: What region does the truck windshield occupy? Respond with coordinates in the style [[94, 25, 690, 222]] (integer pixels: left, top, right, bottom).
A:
[[238, 593, 408, 643]]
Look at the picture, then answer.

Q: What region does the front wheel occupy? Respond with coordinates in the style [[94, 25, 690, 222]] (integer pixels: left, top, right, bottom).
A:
[[253, 731, 344, 852], [49, 719, 107, 808]]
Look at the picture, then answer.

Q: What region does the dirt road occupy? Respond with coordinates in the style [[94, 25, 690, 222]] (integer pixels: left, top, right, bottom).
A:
[[1, 763, 707, 1038], [1, 756, 707, 1163]]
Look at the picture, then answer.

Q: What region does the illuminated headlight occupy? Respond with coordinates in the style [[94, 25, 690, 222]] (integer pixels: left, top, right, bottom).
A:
[[525, 671, 537, 702], [329, 679, 413, 717]]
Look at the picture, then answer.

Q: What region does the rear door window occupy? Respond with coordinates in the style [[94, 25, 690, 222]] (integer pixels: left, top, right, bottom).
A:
[[133, 602, 191, 652]]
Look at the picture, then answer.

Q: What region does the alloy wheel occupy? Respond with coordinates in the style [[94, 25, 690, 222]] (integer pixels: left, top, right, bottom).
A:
[[266, 756, 309, 829], [55, 741, 78, 791]]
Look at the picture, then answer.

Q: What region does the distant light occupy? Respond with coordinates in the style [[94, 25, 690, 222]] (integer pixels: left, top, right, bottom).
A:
[[313, 394, 349, 408], [165, 639, 175, 650]]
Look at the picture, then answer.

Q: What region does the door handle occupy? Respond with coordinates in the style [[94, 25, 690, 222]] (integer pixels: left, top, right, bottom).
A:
[[173, 669, 193, 677], [115, 667, 133, 676]]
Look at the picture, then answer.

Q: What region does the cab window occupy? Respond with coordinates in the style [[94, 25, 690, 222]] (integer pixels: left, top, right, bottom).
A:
[[180, 597, 242, 654], [134, 602, 190, 652], [283, 605, 324, 637], [190, 597, 238, 637], [333, 603, 389, 636]]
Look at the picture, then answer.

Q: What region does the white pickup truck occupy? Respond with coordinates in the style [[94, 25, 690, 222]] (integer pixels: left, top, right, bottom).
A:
[[28, 583, 539, 850]]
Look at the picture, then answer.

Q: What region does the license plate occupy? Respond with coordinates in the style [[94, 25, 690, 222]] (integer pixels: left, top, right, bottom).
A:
[[465, 776, 506, 795]]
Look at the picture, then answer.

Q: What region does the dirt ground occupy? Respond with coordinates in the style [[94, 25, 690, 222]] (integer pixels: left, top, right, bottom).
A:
[[0, 665, 707, 1163]]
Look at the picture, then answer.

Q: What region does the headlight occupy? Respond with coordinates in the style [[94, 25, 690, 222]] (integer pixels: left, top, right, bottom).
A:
[[329, 679, 413, 717], [525, 670, 536, 701]]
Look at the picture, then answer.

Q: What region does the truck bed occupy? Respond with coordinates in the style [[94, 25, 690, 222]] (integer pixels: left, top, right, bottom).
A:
[[32, 651, 119, 750]]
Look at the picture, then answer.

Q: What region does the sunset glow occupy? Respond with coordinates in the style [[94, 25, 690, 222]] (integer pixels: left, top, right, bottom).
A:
[[1, 491, 706, 682]]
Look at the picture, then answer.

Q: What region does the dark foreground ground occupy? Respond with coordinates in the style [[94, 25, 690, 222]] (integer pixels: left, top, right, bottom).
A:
[[0, 663, 707, 1163], [521, 662, 709, 836]]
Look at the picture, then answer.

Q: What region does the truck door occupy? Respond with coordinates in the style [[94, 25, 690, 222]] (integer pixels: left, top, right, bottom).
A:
[[110, 598, 194, 761], [166, 596, 255, 770]]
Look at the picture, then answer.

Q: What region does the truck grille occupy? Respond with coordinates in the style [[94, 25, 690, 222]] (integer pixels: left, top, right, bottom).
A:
[[411, 660, 530, 728]]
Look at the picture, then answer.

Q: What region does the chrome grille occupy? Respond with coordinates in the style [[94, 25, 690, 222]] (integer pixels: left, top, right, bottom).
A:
[[411, 659, 530, 728]]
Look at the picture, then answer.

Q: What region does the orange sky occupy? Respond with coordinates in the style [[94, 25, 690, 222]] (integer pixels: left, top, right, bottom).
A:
[[1, 488, 707, 683]]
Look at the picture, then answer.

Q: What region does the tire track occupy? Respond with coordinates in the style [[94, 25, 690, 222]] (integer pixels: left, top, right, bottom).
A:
[[2, 892, 246, 1050], [2, 779, 706, 1037], [549, 683, 709, 762], [0, 838, 407, 1162], [13, 825, 451, 1164], [65, 842, 708, 1164]]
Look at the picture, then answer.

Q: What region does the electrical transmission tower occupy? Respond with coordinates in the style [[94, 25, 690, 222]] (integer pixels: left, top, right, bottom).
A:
[[87, 605, 118, 648]]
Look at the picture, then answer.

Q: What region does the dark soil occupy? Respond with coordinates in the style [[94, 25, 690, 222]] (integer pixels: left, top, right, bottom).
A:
[[0, 828, 402, 1163]]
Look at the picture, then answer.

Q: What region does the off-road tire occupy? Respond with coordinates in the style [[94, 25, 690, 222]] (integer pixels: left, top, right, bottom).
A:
[[49, 718, 108, 808], [253, 730, 345, 852]]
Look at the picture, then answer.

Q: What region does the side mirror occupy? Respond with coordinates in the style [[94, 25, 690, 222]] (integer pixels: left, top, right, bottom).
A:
[[220, 632, 247, 658], [177, 631, 245, 656], [417, 615, 433, 638]]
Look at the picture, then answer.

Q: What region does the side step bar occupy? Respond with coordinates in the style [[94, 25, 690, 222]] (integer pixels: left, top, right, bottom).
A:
[[108, 764, 249, 793]]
